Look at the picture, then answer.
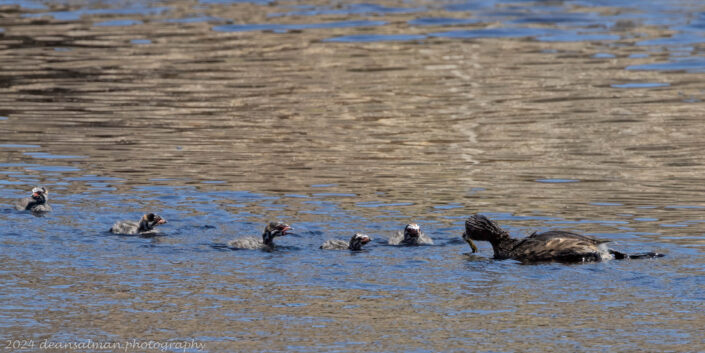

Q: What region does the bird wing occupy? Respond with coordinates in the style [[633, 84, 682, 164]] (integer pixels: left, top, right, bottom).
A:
[[387, 231, 404, 245], [528, 230, 609, 244], [227, 237, 262, 249], [418, 232, 434, 245], [512, 237, 603, 262], [320, 239, 348, 250], [109, 221, 139, 235], [15, 197, 31, 211]]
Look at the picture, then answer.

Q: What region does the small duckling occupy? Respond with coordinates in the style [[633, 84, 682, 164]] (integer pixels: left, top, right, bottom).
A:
[[321, 233, 371, 251], [463, 214, 664, 263], [388, 223, 433, 245], [110, 213, 167, 236], [15, 186, 52, 212], [227, 221, 292, 251]]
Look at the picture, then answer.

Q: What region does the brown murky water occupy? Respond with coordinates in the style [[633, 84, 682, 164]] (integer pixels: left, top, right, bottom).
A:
[[1, 0, 705, 352]]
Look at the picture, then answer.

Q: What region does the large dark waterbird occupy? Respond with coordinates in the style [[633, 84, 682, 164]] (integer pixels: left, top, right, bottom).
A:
[[462, 214, 664, 263], [15, 186, 52, 212]]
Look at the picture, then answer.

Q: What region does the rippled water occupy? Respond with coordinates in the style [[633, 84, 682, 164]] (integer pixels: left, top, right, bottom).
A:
[[2, 0, 705, 351]]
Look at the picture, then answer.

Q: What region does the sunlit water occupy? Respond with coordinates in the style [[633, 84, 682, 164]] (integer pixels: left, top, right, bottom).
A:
[[1, 0, 705, 351]]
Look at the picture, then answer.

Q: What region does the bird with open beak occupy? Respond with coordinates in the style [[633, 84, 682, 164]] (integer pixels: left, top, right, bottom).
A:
[[15, 186, 52, 212], [109, 213, 168, 237]]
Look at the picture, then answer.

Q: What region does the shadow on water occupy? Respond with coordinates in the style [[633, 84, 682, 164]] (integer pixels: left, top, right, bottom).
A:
[[1, 0, 705, 351]]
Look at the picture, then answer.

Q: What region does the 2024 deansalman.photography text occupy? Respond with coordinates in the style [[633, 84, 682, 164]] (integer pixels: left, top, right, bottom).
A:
[[5, 339, 205, 352]]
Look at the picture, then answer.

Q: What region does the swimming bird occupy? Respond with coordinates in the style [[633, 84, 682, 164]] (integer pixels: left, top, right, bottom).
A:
[[388, 223, 433, 245], [462, 214, 664, 263], [15, 186, 52, 212], [109, 213, 167, 236], [321, 233, 372, 251], [227, 221, 292, 251]]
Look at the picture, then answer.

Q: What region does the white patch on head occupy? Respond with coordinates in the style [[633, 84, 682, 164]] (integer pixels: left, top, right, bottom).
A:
[[407, 224, 420, 231], [32, 187, 44, 194], [354, 233, 369, 240]]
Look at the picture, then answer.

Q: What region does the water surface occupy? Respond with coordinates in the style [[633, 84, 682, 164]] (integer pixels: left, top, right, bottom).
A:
[[1, 0, 705, 351]]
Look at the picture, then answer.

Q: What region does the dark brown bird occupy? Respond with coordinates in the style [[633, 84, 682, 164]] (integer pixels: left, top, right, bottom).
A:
[[462, 214, 664, 263]]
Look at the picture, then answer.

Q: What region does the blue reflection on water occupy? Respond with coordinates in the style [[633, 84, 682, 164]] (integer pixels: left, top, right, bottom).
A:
[[23, 6, 168, 21], [539, 31, 620, 42], [214, 20, 387, 32], [270, 3, 423, 17], [611, 82, 670, 88], [638, 32, 705, 47], [165, 16, 225, 23], [627, 58, 705, 72], [94, 19, 143, 27], [0, 144, 40, 148], [0, 0, 46, 9], [23, 152, 88, 159], [430, 27, 559, 39], [325, 34, 427, 43], [408, 17, 478, 26], [201, 0, 272, 4]]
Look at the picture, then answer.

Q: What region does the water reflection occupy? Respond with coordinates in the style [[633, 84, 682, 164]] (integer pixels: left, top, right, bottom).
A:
[[213, 20, 387, 33], [628, 58, 705, 72], [1, 0, 705, 351]]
